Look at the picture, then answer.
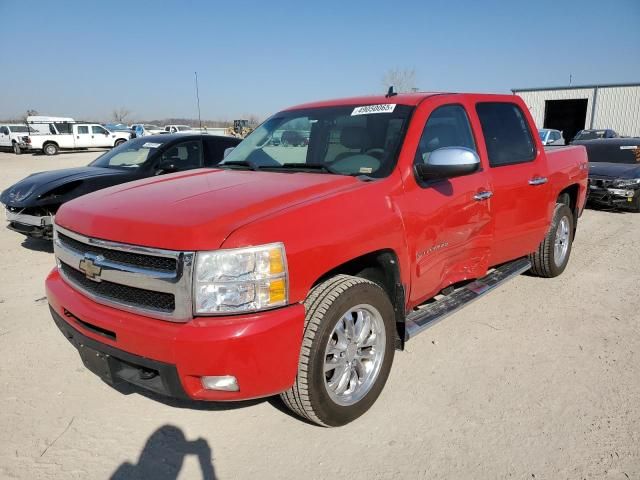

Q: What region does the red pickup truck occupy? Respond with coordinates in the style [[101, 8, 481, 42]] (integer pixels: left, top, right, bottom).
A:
[[46, 92, 588, 426]]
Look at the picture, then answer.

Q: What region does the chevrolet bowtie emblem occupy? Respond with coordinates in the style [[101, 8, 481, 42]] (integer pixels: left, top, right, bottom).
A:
[[79, 256, 102, 281]]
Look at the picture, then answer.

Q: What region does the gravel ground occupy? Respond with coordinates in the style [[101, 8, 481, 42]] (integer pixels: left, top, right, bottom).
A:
[[0, 150, 639, 479]]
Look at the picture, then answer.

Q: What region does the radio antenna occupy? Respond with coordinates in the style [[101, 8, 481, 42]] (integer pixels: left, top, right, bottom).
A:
[[194, 71, 203, 130]]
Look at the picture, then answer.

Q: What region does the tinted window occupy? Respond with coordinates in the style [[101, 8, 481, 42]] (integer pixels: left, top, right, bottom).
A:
[[0, 127, 9, 135], [204, 137, 241, 165], [77, 126, 89, 134], [161, 140, 203, 170], [92, 126, 108, 135], [415, 104, 476, 164], [476, 102, 536, 166]]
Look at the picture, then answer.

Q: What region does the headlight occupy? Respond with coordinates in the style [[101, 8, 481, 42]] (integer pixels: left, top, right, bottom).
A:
[[614, 178, 640, 188], [194, 243, 288, 314]]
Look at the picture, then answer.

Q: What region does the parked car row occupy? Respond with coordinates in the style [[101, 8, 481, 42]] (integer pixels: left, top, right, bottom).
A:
[[3, 90, 593, 427]]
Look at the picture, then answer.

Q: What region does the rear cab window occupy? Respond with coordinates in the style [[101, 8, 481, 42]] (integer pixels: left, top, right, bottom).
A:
[[476, 102, 536, 167]]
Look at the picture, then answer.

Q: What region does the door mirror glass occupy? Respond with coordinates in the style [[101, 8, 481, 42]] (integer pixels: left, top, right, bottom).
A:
[[223, 147, 235, 158], [415, 147, 480, 181]]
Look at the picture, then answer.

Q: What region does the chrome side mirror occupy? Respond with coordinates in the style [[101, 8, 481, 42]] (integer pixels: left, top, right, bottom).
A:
[[415, 147, 480, 181]]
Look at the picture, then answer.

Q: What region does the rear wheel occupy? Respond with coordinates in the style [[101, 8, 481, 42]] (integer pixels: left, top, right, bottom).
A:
[[281, 275, 395, 426], [114, 139, 126, 148], [529, 203, 574, 277], [12, 142, 21, 155], [43, 143, 59, 156]]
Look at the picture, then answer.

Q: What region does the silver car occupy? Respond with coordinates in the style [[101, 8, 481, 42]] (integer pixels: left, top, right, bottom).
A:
[[539, 128, 565, 145]]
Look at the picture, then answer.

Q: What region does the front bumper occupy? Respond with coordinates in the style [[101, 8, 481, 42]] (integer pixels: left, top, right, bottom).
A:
[[588, 185, 639, 207], [5, 209, 53, 238], [46, 268, 305, 401]]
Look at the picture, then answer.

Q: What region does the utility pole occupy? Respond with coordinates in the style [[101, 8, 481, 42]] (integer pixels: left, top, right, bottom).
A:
[[194, 72, 202, 130]]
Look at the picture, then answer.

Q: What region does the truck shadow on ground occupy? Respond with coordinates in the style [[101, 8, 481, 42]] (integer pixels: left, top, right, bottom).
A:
[[20, 237, 53, 253], [111, 382, 313, 424], [110, 424, 216, 480]]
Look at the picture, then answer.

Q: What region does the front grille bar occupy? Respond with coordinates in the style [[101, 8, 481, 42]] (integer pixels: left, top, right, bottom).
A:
[[54, 224, 194, 322]]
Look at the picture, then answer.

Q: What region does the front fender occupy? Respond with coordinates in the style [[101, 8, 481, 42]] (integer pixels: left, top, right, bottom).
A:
[[220, 175, 410, 305]]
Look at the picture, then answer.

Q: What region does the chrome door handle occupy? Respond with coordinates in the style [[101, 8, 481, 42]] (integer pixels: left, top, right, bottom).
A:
[[473, 191, 493, 201], [529, 176, 548, 186]]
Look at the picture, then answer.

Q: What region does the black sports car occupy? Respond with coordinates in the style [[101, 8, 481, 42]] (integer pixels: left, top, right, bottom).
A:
[[1, 134, 241, 239], [572, 138, 640, 211]]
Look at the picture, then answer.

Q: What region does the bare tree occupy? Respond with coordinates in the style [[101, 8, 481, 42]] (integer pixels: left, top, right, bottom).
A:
[[112, 107, 131, 123], [381, 68, 418, 93]]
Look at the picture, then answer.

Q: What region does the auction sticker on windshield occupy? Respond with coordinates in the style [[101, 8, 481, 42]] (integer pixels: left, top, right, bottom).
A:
[[351, 104, 396, 116]]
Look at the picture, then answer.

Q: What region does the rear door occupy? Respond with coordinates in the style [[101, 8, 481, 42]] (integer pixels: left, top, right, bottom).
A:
[[74, 125, 93, 148], [474, 101, 551, 265], [398, 97, 494, 304]]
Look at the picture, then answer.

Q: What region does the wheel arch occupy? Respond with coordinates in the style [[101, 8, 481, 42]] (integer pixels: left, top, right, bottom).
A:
[[557, 183, 580, 232], [310, 249, 406, 350]]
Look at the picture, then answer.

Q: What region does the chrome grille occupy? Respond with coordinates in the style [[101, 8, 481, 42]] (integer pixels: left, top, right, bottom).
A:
[[58, 232, 177, 272], [53, 225, 194, 322], [589, 176, 615, 188]]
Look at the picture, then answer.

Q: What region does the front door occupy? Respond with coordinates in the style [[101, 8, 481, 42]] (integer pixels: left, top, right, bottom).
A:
[[0, 126, 10, 147], [91, 125, 111, 147], [474, 101, 551, 265], [74, 125, 92, 148], [398, 99, 494, 305]]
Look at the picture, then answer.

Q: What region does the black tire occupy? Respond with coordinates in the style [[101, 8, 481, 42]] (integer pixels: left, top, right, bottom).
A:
[[629, 194, 640, 213], [281, 275, 395, 427], [529, 203, 574, 278], [12, 142, 21, 155], [114, 139, 126, 148], [43, 143, 59, 156]]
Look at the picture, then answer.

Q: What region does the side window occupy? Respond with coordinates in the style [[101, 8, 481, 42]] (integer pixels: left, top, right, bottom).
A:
[[476, 102, 536, 167], [92, 126, 108, 135], [204, 138, 238, 165], [0, 126, 9, 135], [77, 126, 89, 134], [414, 104, 476, 164], [161, 141, 203, 170], [551, 131, 561, 141]]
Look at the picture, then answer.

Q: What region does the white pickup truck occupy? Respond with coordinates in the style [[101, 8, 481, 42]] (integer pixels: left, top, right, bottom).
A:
[[0, 124, 32, 154], [22, 123, 131, 155]]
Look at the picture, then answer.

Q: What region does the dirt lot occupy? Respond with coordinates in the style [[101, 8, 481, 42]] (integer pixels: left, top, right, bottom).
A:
[[0, 150, 639, 479]]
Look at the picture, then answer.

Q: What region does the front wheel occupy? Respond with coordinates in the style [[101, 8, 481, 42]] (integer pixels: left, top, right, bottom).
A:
[[13, 142, 21, 155], [281, 275, 395, 427], [529, 203, 574, 277]]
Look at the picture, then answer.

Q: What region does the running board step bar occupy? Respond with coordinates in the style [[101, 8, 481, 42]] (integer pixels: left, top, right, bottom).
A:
[[404, 258, 532, 341]]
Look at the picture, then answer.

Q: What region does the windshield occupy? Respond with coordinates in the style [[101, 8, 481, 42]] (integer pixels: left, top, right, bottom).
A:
[[574, 130, 604, 140], [9, 126, 30, 133], [177, 126, 191, 131], [144, 125, 159, 130], [538, 130, 548, 141], [89, 137, 165, 169], [220, 104, 413, 177]]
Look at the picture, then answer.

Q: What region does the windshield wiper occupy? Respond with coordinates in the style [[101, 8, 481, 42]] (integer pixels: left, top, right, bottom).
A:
[[218, 160, 261, 171], [274, 163, 344, 175]]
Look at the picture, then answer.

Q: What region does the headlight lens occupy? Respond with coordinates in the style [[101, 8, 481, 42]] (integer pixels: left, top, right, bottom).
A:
[[194, 243, 288, 314], [614, 178, 640, 188]]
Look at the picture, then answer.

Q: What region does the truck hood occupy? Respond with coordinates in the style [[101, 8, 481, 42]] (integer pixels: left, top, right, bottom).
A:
[[55, 169, 362, 251], [0, 167, 131, 208], [589, 162, 640, 179]]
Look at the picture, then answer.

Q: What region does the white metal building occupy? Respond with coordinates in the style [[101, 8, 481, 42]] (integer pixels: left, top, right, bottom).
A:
[[512, 82, 640, 140]]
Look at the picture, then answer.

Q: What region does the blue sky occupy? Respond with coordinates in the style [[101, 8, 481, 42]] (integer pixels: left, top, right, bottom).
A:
[[1, 0, 638, 121]]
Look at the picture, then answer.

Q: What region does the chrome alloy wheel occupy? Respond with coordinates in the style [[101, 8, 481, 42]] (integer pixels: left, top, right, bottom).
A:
[[323, 304, 386, 406], [554, 216, 571, 267]]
